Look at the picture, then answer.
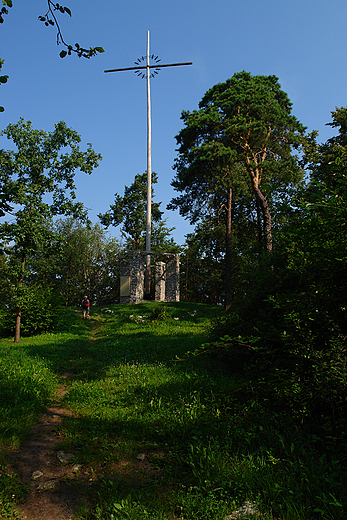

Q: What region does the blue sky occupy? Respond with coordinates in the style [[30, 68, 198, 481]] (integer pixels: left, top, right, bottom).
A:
[[1, 0, 347, 245]]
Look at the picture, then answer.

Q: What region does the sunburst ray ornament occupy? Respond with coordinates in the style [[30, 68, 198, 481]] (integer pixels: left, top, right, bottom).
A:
[[134, 53, 161, 78]]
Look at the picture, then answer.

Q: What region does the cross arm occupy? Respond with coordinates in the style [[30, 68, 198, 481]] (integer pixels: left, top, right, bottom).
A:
[[104, 62, 192, 73]]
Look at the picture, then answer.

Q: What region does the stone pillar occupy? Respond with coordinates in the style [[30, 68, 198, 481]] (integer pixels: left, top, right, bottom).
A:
[[120, 251, 144, 304], [165, 254, 180, 302], [155, 261, 166, 302]]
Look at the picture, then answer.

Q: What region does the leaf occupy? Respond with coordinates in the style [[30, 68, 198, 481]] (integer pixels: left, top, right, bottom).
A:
[[59, 50, 67, 58], [95, 47, 105, 53], [2, 0, 12, 7], [0, 106, 4, 112], [64, 7, 71, 16], [0, 75, 8, 84]]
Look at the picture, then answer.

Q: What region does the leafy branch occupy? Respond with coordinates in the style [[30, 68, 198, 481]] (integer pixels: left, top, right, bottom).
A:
[[0, 0, 11, 23], [0, 1, 104, 111], [0, 1, 12, 110], [0, 58, 8, 112], [38, 1, 104, 58]]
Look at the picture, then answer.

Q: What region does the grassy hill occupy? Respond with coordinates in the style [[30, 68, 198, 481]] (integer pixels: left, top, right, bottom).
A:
[[0, 303, 344, 519]]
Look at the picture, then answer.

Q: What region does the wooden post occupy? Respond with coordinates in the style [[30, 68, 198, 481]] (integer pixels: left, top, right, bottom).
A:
[[145, 30, 152, 298]]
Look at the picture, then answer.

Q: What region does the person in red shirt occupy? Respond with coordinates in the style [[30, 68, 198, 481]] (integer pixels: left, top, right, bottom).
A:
[[81, 296, 90, 319]]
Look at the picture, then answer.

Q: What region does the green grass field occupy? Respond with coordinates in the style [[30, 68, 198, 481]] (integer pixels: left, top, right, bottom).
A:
[[0, 303, 345, 519]]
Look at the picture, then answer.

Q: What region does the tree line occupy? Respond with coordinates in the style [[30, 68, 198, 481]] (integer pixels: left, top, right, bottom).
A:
[[1, 71, 346, 347], [0, 118, 179, 341]]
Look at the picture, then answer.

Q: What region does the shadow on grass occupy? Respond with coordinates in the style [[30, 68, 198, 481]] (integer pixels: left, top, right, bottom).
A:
[[17, 319, 215, 381], [2, 307, 345, 519], [0, 347, 59, 442], [0, 380, 50, 442], [0, 305, 222, 444], [61, 374, 235, 448]]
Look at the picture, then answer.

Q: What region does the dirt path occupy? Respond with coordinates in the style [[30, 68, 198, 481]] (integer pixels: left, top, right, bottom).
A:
[[11, 373, 91, 520]]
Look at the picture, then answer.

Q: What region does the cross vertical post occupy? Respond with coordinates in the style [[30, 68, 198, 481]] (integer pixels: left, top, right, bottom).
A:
[[146, 30, 152, 298], [105, 32, 192, 299]]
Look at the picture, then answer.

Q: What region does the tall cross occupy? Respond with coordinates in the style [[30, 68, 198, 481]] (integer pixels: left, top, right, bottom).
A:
[[105, 30, 192, 299]]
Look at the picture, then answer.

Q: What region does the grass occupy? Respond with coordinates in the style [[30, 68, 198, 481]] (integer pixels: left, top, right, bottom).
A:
[[0, 302, 346, 519]]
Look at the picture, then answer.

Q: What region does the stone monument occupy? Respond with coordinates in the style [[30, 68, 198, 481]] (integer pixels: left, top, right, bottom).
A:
[[120, 251, 180, 304]]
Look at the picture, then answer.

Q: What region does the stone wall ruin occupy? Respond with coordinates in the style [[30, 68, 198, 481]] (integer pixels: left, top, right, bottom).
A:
[[120, 251, 180, 304]]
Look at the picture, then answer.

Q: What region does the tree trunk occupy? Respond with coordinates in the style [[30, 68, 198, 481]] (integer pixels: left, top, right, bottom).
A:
[[246, 158, 273, 253], [225, 186, 233, 310], [252, 184, 272, 253], [14, 252, 26, 343], [185, 248, 189, 302], [15, 309, 21, 344], [255, 199, 263, 253], [65, 256, 72, 306]]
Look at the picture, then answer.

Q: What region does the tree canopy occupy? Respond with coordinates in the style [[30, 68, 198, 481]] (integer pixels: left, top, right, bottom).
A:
[[0, 118, 102, 341], [170, 71, 306, 253]]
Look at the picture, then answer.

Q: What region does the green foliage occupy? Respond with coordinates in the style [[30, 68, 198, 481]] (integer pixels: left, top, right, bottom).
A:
[[150, 304, 170, 322], [170, 71, 306, 254], [44, 218, 121, 306], [0, 0, 11, 25], [150, 218, 181, 254], [181, 220, 225, 304], [0, 118, 101, 220], [0, 286, 58, 337], [0, 468, 27, 519], [199, 108, 347, 518], [0, 58, 8, 113], [170, 72, 305, 305], [0, 304, 346, 519], [0, 340, 58, 444], [0, 118, 101, 341], [92, 489, 171, 520], [99, 172, 163, 250], [208, 107, 347, 353], [180, 212, 257, 304]]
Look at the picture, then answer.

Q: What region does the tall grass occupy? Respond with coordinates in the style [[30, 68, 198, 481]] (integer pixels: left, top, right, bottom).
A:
[[0, 303, 345, 519]]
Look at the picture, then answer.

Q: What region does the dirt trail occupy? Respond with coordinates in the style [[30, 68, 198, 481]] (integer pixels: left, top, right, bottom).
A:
[[11, 373, 90, 520]]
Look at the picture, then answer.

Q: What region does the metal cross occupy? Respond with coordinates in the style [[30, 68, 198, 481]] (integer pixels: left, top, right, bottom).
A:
[[105, 30, 192, 299]]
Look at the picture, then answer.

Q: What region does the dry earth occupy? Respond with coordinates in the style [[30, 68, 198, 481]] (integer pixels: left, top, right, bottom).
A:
[[9, 372, 166, 520]]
